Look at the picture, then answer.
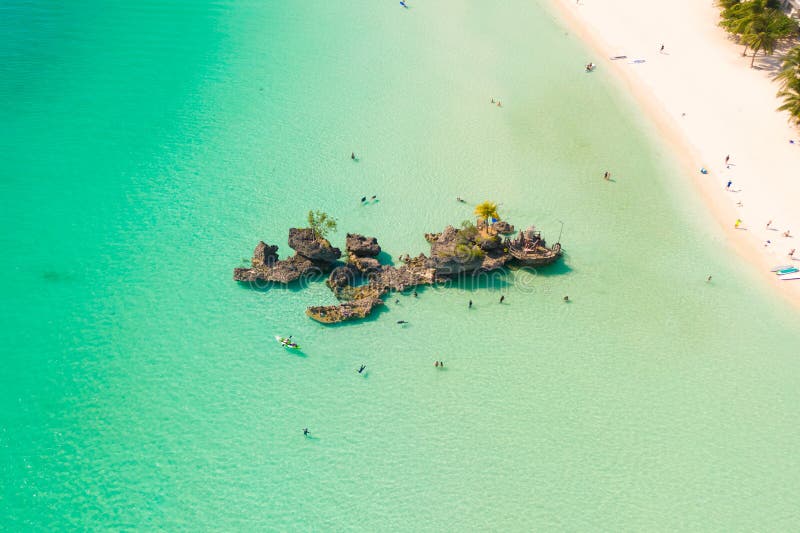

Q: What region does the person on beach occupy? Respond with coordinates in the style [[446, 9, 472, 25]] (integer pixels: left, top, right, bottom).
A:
[[790, 248, 796, 257], [397, 320, 408, 324], [784, 230, 792, 237], [725, 155, 730, 165], [660, 44, 665, 53], [764, 240, 772, 247], [735, 219, 742, 229], [767, 220, 772, 229], [726, 180, 732, 190]]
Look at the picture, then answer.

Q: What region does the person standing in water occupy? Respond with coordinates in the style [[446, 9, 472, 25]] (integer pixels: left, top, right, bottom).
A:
[[499, 295, 505, 303], [303, 428, 309, 436], [358, 365, 366, 374], [468, 300, 473, 309]]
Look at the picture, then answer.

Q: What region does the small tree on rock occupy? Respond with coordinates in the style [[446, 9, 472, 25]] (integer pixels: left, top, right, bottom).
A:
[[307, 210, 338, 240]]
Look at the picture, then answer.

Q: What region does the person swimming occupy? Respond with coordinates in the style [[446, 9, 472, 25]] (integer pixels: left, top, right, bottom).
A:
[[303, 428, 309, 436], [397, 320, 408, 324], [361, 196, 366, 203], [563, 296, 569, 302], [358, 365, 366, 374], [371, 195, 377, 200]]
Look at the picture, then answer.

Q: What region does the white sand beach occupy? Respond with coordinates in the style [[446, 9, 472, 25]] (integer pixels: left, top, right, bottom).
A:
[[551, 0, 800, 304]]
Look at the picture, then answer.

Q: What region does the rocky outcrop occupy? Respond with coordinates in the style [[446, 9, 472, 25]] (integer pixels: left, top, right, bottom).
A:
[[491, 220, 515, 234], [327, 264, 360, 290], [234, 253, 318, 284], [288, 228, 341, 263], [306, 297, 384, 323], [234, 229, 341, 284], [427, 226, 484, 275], [252, 241, 279, 267], [346, 233, 381, 257], [371, 256, 440, 292], [478, 235, 502, 252], [350, 255, 382, 273], [235, 219, 562, 325]]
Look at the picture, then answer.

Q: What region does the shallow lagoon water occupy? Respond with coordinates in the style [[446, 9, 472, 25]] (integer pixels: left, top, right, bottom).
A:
[[1, 0, 799, 529]]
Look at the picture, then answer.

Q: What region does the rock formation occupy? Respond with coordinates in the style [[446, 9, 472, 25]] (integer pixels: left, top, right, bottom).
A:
[[288, 228, 342, 263], [235, 221, 562, 324], [346, 233, 381, 257], [233, 229, 342, 284]]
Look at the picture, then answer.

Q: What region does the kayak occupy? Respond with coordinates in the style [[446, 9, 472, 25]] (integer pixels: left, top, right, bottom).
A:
[[275, 335, 300, 349], [776, 267, 799, 275], [779, 272, 800, 281]]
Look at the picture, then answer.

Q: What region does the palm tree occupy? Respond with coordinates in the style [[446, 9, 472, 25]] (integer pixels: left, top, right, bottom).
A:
[[777, 80, 800, 125], [741, 10, 795, 67], [774, 46, 800, 89], [719, 1, 788, 55], [473, 201, 499, 225]]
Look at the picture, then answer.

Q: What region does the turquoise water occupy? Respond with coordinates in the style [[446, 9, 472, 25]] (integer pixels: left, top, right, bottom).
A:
[[2, 0, 799, 529]]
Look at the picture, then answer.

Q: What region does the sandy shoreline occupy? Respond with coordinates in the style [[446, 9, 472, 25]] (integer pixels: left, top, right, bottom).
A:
[[549, 0, 800, 306]]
